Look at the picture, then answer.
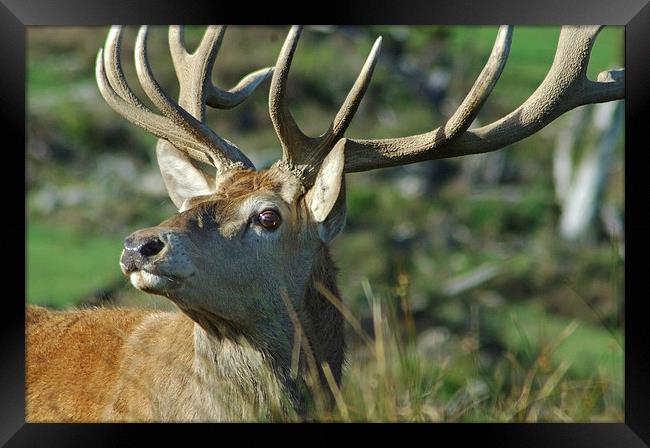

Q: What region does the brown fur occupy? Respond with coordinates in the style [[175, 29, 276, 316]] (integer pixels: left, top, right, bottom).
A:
[[26, 305, 154, 421]]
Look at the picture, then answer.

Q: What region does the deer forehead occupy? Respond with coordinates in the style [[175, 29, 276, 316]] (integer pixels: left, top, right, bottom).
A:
[[180, 168, 304, 215]]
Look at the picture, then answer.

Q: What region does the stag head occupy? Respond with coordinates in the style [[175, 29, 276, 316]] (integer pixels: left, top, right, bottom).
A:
[[95, 26, 359, 354]]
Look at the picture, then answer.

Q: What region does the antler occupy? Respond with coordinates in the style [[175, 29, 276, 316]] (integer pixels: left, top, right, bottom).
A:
[[96, 25, 272, 174], [269, 25, 382, 186], [338, 25, 624, 172]]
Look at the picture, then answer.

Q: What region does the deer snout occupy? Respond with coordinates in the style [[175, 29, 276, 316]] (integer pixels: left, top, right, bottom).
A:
[[120, 229, 166, 275]]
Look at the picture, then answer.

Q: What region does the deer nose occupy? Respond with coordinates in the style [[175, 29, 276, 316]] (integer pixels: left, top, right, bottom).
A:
[[120, 230, 166, 275]]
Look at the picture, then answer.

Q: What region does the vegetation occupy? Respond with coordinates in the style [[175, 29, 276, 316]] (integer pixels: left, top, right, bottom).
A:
[[26, 25, 624, 421]]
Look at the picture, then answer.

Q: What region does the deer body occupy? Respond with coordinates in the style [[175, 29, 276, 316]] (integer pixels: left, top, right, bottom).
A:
[[27, 305, 293, 421], [27, 306, 294, 422], [26, 25, 623, 422]]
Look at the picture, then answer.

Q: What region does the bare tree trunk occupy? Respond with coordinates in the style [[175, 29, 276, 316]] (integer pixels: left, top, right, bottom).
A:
[[555, 101, 623, 241], [553, 107, 587, 204]]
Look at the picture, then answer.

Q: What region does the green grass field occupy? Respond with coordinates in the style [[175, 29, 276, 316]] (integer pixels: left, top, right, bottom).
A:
[[27, 222, 124, 307]]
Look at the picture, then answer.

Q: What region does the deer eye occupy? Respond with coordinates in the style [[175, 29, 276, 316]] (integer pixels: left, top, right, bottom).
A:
[[256, 209, 281, 230]]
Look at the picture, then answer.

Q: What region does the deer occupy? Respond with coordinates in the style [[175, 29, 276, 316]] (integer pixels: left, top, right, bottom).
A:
[[26, 25, 624, 422]]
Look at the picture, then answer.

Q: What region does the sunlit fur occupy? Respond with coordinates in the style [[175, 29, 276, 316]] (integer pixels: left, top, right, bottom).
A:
[[26, 166, 345, 422]]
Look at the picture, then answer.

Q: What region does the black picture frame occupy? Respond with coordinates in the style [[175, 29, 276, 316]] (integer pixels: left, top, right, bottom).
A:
[[7, 0, 649, 445]]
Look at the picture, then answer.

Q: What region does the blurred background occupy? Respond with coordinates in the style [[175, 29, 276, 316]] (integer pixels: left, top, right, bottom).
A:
[[26, 25, 624, 421]]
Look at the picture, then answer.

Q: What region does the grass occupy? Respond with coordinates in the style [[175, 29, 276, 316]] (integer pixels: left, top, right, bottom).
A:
[[298, 282, 623, 422], [482, 302, 623, 379], [26, 221, 124, 307]]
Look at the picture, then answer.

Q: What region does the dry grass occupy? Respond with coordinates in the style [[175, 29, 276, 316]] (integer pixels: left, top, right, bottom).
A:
[[291, 279, 623, 423]]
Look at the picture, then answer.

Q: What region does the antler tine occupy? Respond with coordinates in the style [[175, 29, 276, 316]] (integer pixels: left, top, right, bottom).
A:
[[443, 25, 512, 139], [208, 67, 276, 110], [134, 26, 255, 170], [340, 25, 624, 173], [168, 25, 190, 65], [97, 25, 268, 174], [169, 25, 274, 115], [269, 26, 311, 164], [103, 26, 147, 108], [327, 36, 383, 147], [97, 28, 215, 166], [269, 26, 382, 185]]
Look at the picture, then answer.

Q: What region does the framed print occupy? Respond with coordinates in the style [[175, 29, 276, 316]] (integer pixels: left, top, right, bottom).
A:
[[6, 0, 650, 445]]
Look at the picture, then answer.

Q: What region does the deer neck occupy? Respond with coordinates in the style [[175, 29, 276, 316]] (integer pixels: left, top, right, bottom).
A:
[[298, 244, 345, 383], [188, 243, 344, 419]]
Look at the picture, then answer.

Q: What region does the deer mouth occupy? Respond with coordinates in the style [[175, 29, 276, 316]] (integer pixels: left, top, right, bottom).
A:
[[129, 269, 191, 294]]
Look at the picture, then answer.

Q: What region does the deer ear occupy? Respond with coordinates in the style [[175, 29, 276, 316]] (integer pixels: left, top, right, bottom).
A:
[[156, 140, 216, 209], [305, 140, 347, 243]]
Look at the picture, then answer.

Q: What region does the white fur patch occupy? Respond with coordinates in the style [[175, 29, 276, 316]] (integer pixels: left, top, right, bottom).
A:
[[306, 141, 345, 223], [130, 271, 173, 291], [157, 141, 215, 209]]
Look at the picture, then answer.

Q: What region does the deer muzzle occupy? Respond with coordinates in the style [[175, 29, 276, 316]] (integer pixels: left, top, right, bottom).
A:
[[120, 229, 166, 275]]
